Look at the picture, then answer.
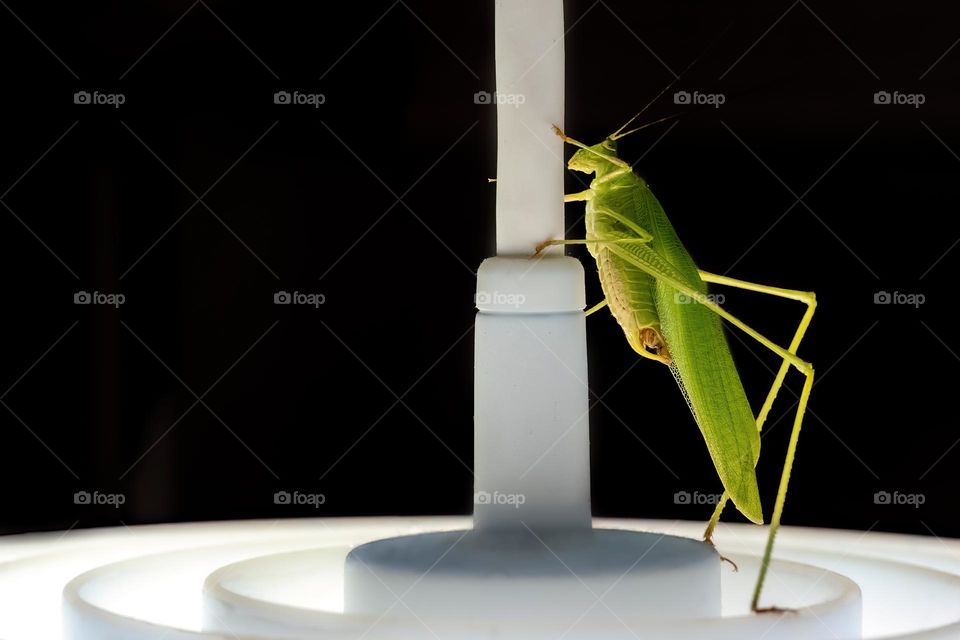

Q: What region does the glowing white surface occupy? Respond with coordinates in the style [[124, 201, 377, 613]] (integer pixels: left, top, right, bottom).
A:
[[0, 518, 449, 640], [0, 518, 955, 639], [207, 537, 860, 639]]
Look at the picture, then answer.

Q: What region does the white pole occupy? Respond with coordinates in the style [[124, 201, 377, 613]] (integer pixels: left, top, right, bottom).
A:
[[474, 0, 591, 533], [494, 0, 566, 255]]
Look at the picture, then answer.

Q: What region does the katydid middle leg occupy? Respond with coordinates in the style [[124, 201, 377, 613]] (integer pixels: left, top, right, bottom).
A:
[[585, 299, 609, 316], [545, 199, 647, 316], [533, 236, 650, 256]]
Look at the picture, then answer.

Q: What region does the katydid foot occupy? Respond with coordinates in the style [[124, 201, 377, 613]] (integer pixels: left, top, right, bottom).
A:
[[703, 537, 738, 572], [754, 606, 796, 614]]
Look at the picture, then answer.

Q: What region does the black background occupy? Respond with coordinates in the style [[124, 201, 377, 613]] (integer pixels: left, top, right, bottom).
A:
[[0, 1, 957, 539]]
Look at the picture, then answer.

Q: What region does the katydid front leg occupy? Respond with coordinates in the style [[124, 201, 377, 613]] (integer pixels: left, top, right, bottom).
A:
[[565, 190, 592, 202]]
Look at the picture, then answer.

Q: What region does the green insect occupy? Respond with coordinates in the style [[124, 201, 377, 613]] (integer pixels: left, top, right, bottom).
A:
[[536, 111, 817, 612]]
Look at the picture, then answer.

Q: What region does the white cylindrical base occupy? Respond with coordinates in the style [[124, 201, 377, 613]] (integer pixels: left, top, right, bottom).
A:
[[343, 528, 721, 623], [474, 256, 591, 533]]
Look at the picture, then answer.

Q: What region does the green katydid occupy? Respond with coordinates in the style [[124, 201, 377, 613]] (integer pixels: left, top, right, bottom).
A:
[[535, 109, 817, 612]]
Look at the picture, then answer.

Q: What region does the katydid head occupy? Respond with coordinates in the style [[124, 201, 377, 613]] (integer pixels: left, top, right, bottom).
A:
[[567, 139, 620, 175]]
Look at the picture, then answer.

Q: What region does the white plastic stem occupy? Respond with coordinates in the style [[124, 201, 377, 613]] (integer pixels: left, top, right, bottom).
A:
[[473, 258, 591, 533], [495, 0, 565, 255], [473, 0, 587, 534]]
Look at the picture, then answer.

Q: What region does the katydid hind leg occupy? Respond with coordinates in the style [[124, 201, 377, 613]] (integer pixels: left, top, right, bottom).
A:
[[698, 271, 817, 429], [599, 243, 812, 373], [550, 238, 817, 609], [587, 242, 817, 610], [546, 240, 812, 373], [698, 272, 817, 543], [751, 369, 814, 612], [691, 271, 818, 611]]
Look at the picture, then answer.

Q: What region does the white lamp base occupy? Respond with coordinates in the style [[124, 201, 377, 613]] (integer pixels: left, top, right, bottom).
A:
[[42, 518, 960, 639], [343, 528, 721, 622]]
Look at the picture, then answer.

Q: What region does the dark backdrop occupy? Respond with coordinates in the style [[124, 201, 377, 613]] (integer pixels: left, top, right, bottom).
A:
[[0, 1, 957, 539]]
